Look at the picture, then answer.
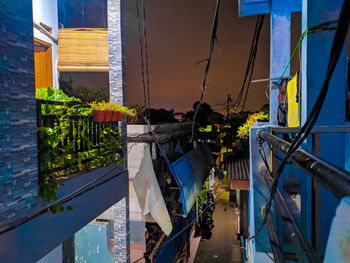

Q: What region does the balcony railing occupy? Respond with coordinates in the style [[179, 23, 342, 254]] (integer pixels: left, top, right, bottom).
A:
[[36, 99, 122, 205], [253, 126, 350, 262]]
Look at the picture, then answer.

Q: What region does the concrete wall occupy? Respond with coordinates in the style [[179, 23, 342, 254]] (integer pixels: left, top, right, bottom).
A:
[[32, 0, 59, 88], [0, 0, 39, 222]]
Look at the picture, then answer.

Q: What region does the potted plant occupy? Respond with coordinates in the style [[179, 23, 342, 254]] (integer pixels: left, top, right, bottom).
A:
[[104, 101, 113, 122], [90, 101, 106, 122], [108, 102, 120, 122]]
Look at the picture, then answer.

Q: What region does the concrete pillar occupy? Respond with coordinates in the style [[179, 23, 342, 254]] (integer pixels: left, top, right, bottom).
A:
[[269, 12, 291, 125], [0, 0, 38, 221]]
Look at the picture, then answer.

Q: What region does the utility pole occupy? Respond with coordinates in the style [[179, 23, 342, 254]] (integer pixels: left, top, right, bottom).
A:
[[226, 94, 231, 152]]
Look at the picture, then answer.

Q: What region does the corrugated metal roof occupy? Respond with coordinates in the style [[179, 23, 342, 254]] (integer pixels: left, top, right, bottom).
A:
[[226, 140, 250, 181]]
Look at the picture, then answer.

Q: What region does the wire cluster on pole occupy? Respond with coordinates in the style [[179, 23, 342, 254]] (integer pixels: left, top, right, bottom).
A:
[[233, 15, 265, 112], [252, 0, 350, 239], [191, 0, 221, 142]]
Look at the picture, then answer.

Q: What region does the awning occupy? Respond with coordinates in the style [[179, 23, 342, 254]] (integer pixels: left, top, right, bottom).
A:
[[158, 142, 213, 216], [133, 144, 173, 236]]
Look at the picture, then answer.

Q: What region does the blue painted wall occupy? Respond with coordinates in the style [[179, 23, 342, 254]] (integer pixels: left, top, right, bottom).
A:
[[301, 0, 346, 254], [248, 125, 273, 261], [241, 0, 348, 260], [0, 0, 38, 222], [0, 165, 128, 263]]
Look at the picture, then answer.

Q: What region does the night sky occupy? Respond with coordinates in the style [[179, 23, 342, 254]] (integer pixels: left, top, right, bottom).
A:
[[125, 0, 273, 113], [59, 0, 305, 113]]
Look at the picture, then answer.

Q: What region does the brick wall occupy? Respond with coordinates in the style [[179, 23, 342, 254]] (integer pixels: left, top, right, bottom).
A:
[[0, 0, 38, 221], [108, 0, 130, 262]]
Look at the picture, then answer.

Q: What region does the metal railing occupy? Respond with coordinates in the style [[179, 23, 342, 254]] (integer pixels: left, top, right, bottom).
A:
[[257, 126, 350, 262], [36, 99, 119, 173]]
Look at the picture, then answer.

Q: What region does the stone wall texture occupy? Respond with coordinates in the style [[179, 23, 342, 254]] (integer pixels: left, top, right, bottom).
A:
[[108, 0, 130, 262], [0, 0, 38, 221]]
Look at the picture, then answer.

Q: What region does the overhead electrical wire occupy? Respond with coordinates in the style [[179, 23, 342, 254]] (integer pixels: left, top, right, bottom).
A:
[[276, 19, 338, 84], [142, 0, 151, 123], [135, 0, 148, 117], [233, 15, 265, 111], [252, 0, 350, 239], [136, 0, 151, 128], [0, 166, 125, 235], [191, 0, 221, 142], [0, 127, 157, 236]]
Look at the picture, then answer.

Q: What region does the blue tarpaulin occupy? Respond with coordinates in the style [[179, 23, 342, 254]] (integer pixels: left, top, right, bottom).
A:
[[157, 142, 213, 216]]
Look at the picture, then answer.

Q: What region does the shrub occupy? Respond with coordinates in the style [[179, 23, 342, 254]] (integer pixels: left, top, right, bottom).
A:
[[237, 110, 269, 139]]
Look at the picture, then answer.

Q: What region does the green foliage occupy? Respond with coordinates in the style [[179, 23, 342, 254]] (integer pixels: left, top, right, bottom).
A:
[[71, 86, 108, 103], [89, 101, 108, 110], [89, 101, 136, 116], [197, 181, 209, 214], [36, 87, 81, 102], [37, 89, 122, 213], [237, 110, 269, 139], [36, 87, 82, 115], [128, 104, 145, 123]]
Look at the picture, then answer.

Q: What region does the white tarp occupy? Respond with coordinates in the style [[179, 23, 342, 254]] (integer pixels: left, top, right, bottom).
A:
[[133, 144, 173, 236]]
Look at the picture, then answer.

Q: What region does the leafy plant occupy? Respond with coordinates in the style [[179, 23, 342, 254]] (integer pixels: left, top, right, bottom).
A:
[[90, 101, 136, 117], [71, 86, 108, 103], [36, 87, 80, 102], [37, 89, 122, 213], [197, 181, 209, 214], [89, 101, 108, 110], [237, 110, 269, 139], [128, 104, 145, 123]]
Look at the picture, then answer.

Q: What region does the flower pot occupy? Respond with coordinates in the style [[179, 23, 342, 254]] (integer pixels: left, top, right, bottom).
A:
[[116, 111, 124, 121], [92, 110, 106, 122], [111, 111, 118, 122], [104, 110, 113, 122]]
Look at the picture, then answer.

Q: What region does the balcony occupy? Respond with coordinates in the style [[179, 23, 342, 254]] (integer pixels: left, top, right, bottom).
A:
[[0, 98, 128, 262]]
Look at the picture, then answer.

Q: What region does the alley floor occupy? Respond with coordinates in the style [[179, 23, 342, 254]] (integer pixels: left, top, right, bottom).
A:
[[194, 201, 241, 263]]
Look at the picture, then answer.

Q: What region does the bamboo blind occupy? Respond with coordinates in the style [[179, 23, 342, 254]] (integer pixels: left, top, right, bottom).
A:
[[58, 28, 109, 72]]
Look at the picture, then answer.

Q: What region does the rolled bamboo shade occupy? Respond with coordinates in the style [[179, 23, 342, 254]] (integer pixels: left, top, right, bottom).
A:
[[58, 28, 109, 72]]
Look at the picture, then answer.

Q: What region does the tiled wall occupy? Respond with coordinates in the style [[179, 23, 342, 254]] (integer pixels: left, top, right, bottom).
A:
[[108, 0, 130, 262], [0, 0, 38, 221]]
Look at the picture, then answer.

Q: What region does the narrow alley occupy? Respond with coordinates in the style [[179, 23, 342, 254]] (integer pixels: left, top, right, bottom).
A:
[[194, 202, 241, 263], [194, 174, 242, 263]]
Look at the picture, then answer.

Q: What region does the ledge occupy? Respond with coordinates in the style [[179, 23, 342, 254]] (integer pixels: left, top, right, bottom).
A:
[[0, 163, 128, 263]]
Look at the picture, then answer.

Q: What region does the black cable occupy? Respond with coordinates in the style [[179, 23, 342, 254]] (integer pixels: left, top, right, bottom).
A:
[[132, 190, 225, 263], [242, 15, 265, 110], [0, 166, 125, 235], [234, 16, 260, 108], [253, 0, 350, 238], [266, 141, 292, 164], [191, 0, 221, 142], [142, 0, 151, 123], [255, 238, 275, 262], [135, 0, 148, 119], [233, 15, 265, 111]]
